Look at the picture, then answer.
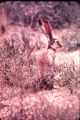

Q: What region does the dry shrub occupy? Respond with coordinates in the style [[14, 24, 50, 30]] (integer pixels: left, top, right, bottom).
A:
[[54, 61, 80, 97]]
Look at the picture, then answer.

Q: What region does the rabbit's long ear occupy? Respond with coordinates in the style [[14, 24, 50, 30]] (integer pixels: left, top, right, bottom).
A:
[[38, 19, 42, 26], [38, 19, 62, 49], [38, 19, 55, 47], [38, 19, 52, 38], [42, 20, 52, 37], [38, 19, 48, 38]]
